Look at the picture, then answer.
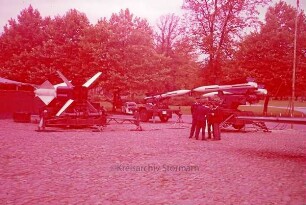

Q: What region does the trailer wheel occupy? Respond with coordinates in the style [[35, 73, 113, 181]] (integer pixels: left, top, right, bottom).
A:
[[140, 109, 149, 122], [159, 115, 169, 122], [233, 124, 245, 130]]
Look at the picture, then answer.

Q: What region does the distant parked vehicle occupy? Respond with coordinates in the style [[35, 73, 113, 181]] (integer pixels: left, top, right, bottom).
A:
[[138, 91, 190, 123], [137, 102, 173, 122], [121, 102, 137, 115]]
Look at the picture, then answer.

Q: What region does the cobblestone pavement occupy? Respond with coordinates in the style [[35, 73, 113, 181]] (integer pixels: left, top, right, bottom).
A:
[[0, 117, 305, 205]]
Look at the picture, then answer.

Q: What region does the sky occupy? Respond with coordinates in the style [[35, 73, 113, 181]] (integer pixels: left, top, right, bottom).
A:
[[0, 0, 184, 31], [0, 0, 304, 32]]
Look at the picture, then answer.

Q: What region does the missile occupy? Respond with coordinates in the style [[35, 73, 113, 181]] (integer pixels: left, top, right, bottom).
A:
[[34, 80, 56, 105], [256, 88, 268, 95], [161, 89, 191, 97], [193, 82, 258, 93], [202, 91, 232, 97], [35, 71, 102, 116], [144, 89, 191, 100]]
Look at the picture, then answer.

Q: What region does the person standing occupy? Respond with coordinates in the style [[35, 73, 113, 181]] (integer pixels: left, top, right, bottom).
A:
[[206, 101, 216, 139], [133, 109, 142, 131], [211, 107, 221, 140], [263, 94, 270, 116], [189, 98, 200, 138], [152, 104, 158, 123], [207, 111, 213, 139], [194, 104, 210, 140], [38, 109, 48, 131]]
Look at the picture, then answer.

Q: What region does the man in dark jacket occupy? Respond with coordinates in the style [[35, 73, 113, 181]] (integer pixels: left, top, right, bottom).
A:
[[206, 102, 215, 139], [211, 107, 221, 140], [194, 104, 211, 140], [189, 98, 200, 138], [207, 113, 213, 139]]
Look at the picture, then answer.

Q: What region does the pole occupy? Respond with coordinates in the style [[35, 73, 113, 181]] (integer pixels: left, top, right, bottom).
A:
[[291, 0, 299, 128]]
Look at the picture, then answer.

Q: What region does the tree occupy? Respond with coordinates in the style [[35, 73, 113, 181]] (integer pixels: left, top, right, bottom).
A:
[[166, 36, 203, 90], [232, 1, 306, 97], [182, 0, 270, 84], [154, 13, 202, 90], [0, 5, 47, 82], [47, 9, 91, 84], [0, 7, 92, 84], [0, 6, 203, 96], [98, 9, 169, 95], [155, 14, 181, 56], [78, 18, 112, 85]]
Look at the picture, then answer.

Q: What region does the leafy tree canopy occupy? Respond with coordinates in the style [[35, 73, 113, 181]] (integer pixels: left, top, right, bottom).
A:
[[230, 1, 306, 97], [0, 6, 201, 96]]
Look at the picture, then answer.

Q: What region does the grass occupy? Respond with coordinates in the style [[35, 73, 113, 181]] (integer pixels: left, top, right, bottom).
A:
[[169, 105, 192, 115], [99, 100, 306, 117], [100, 101, 113, 111], [239, 100, 306, 117], [238, 105, 303, 117], [171, 100, 306, 117], [253, 100, 306, 107]]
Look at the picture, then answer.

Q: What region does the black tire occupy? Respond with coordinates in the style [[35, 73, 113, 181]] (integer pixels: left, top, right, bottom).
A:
[[140, 109, 149, 122], [232, 124, 245, 130], [159, 115, 169, 122]]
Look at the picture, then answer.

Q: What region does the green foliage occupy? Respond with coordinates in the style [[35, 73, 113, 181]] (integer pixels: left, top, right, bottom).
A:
[[155, 14, 203, 90], [1, 2, 305, 100], [0, 6, 201, 96], [182, 0, 271, 84], [230, 1, 306, 97]]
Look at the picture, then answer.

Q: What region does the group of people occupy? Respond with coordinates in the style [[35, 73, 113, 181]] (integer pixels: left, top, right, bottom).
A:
[[189, 98, 221, 141]]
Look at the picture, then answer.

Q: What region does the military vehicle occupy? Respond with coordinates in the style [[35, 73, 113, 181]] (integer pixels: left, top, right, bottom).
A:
[[138, 90, 190, 122]]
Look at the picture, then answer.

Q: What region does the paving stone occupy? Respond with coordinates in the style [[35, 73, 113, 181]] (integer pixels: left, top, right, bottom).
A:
[[0, 119, 305, 204]]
